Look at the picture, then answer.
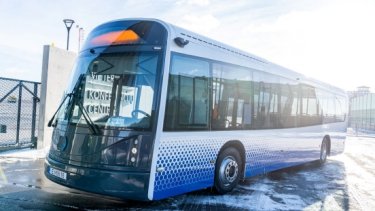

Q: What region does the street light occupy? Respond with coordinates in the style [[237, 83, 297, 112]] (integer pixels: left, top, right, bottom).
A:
[[63, 19, 75, 50]]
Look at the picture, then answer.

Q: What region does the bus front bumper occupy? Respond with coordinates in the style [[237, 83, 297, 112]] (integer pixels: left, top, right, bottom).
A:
[[44, 157, 150, 201]]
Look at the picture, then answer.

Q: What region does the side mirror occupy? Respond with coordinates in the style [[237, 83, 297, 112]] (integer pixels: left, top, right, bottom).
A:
[[174, 37, 189, 47]]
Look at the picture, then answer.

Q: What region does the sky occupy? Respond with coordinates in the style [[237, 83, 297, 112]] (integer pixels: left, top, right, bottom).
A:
[[0, 0, 374, 91]]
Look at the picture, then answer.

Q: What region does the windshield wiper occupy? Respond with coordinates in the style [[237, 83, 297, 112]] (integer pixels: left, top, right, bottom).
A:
[[47, 93, 73, 127], [48, 91, 101, 135], [75, 99, 101, 135], [48, 74, 85, 128]]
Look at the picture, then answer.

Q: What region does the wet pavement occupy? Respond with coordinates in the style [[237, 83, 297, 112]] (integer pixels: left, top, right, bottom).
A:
[[0, 136, 374, 210]]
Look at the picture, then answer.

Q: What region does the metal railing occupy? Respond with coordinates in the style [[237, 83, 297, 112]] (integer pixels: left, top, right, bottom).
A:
[[349, 93, 375, 136], [0, 77, 40, 151]]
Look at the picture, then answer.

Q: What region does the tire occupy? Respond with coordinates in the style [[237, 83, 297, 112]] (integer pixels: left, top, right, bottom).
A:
[[319, 137, 328, 164], [214, 147, 243, 194]]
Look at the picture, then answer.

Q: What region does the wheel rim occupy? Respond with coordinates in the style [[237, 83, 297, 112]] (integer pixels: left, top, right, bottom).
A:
[[321, 140, 327, 161], [219, 156, 239, 186]]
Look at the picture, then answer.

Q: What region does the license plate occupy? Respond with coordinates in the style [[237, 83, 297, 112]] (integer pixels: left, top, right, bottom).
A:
[[49, 167, 67, 180]]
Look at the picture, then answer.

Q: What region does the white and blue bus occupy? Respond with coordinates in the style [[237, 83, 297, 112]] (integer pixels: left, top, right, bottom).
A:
[[45, 18, 347, 201]]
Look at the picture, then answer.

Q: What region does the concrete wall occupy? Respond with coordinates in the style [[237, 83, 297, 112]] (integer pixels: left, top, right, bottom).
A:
[[37, 46, 76, 149]]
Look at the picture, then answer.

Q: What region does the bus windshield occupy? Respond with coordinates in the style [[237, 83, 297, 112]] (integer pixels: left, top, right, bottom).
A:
[[58, 51, 160, 131]]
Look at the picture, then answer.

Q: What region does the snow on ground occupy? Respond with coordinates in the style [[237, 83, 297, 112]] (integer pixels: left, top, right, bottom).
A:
[[0, 136, 374, 210], [339, 137, 375, 210], [0, 147, 48, 160], [167, 136, 375, 210]]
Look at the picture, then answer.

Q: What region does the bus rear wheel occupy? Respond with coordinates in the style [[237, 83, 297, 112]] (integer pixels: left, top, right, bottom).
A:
[[320, 137, 328, 164], [214, 147, 242, 194]]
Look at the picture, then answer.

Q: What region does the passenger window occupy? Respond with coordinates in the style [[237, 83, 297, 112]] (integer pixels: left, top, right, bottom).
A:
[[335, 96, 346, 122], [164, 55, 210, 130], [300, 84, 321, 126], [253, 71, 280, 129], [164, 54, 342, 131], [279, 78, 299, 128], [212, 63, 253, 130]]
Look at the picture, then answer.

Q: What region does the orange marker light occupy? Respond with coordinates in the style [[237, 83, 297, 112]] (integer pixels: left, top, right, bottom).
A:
[[90, 30, 140, 46]]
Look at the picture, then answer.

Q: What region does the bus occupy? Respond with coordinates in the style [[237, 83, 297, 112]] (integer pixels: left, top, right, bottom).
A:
[[45, 18, 347, 201]]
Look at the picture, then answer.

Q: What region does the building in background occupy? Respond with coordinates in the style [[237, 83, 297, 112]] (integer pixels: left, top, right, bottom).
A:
[[349, 86, 375, 134], [348, 86, 370, 99]]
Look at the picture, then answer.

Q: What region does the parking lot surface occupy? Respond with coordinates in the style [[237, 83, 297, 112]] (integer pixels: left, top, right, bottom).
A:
[[0, 136, 374, 210]]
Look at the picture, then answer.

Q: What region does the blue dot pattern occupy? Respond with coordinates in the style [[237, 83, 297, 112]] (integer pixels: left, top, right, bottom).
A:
[[152, 134, 291, 200]]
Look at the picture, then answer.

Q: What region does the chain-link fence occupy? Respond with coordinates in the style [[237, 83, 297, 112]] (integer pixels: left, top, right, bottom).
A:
[[0, 77, 40, 150]]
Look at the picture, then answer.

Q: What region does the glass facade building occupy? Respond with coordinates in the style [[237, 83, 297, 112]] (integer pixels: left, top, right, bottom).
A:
[[350, 93, 375, 133]]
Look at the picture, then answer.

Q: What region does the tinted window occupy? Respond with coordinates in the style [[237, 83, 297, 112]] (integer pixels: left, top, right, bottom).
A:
[[56, 52, 161, 130], [300, 84, 321, 126], [164, 55, 210, 130], [316, 89, 346, 123], [212, 63, 253, 130], [253, 71, 280, 129], [279, 78, 299, 128], [164, 54, 345, 131], [335, 96, 344, 122]]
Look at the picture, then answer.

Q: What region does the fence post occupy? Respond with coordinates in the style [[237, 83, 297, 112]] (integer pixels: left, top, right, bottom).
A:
[[31, 83, 38, 148], [16, 81, 23, 146]]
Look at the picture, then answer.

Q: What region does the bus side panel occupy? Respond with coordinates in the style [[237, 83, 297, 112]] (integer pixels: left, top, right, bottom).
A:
[[327, 122, 347, 155], [152, 130, 314, 200], [152, 124, 346, 200], [152, 133, 221, 200], [244, 123, 347, 177], [243, 127, 322, 177]]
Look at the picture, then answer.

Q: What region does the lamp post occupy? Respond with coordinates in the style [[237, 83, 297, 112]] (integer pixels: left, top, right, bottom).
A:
[[63, 19, 75, 50]]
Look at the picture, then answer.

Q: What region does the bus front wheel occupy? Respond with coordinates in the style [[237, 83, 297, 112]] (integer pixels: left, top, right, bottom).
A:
[[214, 147, 242, 194]]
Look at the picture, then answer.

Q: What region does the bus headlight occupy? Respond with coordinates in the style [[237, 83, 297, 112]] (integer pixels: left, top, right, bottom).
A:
[[128, 136, 141, 166]]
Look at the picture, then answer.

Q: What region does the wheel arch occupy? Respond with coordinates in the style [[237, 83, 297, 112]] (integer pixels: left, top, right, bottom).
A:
[[217, 140, 246, 178]]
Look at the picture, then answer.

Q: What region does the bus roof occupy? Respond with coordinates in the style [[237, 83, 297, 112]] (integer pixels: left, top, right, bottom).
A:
[[96, 18, 346, 95]]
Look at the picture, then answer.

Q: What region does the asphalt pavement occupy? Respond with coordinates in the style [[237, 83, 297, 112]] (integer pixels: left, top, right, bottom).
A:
[[0, 136, 374, 210]]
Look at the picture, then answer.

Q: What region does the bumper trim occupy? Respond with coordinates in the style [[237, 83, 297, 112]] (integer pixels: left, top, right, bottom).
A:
[[44, 157, 150, 201]]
